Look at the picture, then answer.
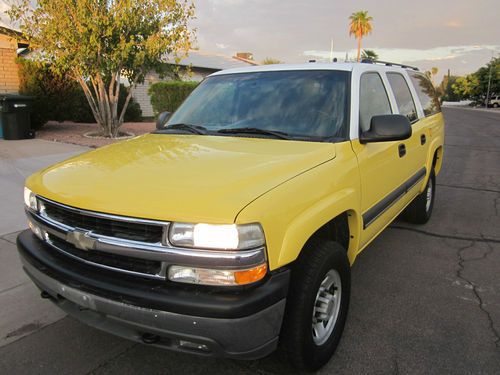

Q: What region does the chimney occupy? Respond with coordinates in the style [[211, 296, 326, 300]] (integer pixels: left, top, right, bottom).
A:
[[236, 52, 254, 61]]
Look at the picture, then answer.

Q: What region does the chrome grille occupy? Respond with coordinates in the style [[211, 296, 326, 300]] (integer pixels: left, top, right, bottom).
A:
[[47, 234, 163, 277], [41, 199, 164, 243]]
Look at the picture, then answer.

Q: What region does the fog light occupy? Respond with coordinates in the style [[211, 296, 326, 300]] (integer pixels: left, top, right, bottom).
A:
[[28, 220, 46, 241], [168, 263, 267, 286]]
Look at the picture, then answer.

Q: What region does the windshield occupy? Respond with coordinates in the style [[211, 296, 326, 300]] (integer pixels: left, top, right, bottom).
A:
[[165, 70, 350, 141]]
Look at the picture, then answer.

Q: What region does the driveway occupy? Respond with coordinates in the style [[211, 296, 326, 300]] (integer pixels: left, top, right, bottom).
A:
[[0, 140, 89, 347], [0, 108, 499, 374]]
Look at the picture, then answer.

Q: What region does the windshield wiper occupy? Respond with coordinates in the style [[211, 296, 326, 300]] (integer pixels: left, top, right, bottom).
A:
[[162, 123, 207, 135], [217, 127, 291, 140]]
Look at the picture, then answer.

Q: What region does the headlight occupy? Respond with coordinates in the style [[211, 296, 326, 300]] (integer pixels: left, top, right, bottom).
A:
[[24, 187, 38, 211], [169, 222, 265, 250], [168, 263, 267, 286]]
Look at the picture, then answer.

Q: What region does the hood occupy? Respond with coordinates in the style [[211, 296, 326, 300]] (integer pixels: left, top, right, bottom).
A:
[[27, 134, 336, 223]]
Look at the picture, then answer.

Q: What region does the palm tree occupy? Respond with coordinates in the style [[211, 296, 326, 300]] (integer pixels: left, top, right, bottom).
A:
[[349, 11, 373, 62], [361, 49, 378, 61]]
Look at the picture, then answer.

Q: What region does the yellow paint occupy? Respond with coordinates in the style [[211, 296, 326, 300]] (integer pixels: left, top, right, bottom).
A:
[[26, 134, 336, 224], [27, 112, 444, 272]]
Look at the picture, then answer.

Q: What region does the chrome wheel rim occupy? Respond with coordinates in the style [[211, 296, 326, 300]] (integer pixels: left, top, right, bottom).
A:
[[425, 178, 433, 212], [312, 269, 342, 345]]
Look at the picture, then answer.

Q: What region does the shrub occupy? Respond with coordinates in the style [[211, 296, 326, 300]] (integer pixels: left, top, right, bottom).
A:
[[17, 58, 142, 129], [149, 81, 198, 116]]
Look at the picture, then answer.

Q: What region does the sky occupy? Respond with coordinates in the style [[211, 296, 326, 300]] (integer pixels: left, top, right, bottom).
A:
[[2, 0, 499, 79], [191, 0, 500, 78]]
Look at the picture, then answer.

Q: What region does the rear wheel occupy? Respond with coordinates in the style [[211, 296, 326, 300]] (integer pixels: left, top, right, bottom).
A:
[[403, 169, 435, 224], [279, 240, 350, 371]]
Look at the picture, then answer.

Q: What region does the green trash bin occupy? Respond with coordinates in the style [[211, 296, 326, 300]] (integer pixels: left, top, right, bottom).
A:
[[0, 94, 35, 140]]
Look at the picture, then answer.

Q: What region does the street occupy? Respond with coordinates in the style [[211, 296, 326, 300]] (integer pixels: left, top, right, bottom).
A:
[[0, 107, 499, 374]]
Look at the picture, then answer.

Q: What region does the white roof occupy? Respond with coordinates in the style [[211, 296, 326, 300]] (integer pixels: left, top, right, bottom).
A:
[[210, 62, 419, 76]]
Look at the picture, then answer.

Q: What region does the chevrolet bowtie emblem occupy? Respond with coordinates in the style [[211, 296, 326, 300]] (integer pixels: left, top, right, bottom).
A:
[[66, 230, 96, 251]]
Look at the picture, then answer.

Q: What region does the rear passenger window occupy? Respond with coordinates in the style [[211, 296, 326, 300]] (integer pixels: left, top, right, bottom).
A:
[[409, 72, 441, 116], [359, 73, 392, 132], [386, 73, 418, 123]]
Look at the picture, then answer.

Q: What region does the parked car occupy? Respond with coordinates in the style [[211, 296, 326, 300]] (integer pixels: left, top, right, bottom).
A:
[[18, 61, 444, 371], [486, 95, 500, 108]]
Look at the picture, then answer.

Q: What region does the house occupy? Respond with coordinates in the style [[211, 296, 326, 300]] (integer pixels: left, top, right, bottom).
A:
[[0, 23, 28, 94], [133, 51, 258, 117]]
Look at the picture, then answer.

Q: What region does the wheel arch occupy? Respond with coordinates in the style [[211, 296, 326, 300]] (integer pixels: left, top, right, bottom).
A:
[[432, 146, 444, 175], [279, 207, 362, 268]]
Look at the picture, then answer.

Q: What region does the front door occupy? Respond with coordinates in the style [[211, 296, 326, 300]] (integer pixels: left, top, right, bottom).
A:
[[352, 72, 421, 249]]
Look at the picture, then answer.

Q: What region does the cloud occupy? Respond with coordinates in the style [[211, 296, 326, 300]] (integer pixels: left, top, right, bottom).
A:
[[303, 45, 500, 64], [445, 20, 462, 28], [215, 43, 230, 50]]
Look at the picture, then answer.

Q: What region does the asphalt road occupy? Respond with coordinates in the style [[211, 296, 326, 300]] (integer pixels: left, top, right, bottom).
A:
[[0, 107, 499, 374]]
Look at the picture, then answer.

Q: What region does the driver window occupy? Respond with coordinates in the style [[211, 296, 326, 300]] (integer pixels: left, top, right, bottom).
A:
[[359, 73, 392, 133]]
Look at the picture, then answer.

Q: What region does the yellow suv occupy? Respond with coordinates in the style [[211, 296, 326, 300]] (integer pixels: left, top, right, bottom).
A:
[[19, 61, 444, 371]]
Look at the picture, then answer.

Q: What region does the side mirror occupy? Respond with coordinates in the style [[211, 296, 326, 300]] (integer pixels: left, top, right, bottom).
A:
[[156, 111, 171, 130], [359, 114, 412, 144]]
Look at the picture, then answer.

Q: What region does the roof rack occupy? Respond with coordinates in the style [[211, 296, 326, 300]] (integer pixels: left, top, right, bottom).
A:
[[360, 59, 419, 71]]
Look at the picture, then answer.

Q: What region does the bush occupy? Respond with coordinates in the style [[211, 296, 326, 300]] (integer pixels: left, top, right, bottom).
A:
[[149, 81, 198, 116], [17, 58, 142, 129]]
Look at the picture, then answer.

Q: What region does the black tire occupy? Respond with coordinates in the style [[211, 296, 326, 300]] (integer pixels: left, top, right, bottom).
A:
[[493, 103, 499, 108], [279, 239, 351, 371], [403, 169, 436, 224]]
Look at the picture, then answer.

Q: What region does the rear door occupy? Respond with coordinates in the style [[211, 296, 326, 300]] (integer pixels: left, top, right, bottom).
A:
[[386, 72, 428, 189]]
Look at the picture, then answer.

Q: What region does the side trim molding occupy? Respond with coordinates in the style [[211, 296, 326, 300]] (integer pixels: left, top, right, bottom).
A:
[[362, 167, 426, 229]]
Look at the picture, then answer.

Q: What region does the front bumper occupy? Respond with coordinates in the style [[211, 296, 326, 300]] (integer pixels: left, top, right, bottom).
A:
[[17, 230, 290, 359]]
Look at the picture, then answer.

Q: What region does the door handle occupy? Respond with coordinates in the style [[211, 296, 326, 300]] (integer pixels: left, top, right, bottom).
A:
[[421, 134, 426, 145], [398, 144, 406, 157]]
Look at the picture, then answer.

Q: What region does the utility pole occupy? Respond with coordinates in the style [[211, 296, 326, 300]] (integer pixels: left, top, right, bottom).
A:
[[485, 52, 493, 109]]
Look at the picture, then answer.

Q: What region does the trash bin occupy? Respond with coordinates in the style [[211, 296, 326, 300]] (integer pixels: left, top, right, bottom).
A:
[[0, 94, 35, 140]]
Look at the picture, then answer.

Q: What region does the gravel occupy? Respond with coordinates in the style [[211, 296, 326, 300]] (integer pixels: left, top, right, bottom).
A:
[[36, 121, 156, 148]]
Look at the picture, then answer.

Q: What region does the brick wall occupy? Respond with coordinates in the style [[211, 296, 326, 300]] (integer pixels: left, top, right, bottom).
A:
[[0, 33, 20, 93], [0, 46, 20, 94]]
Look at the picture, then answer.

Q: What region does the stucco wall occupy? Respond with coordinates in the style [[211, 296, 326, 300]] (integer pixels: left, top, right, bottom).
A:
[[0, 34, 19, 94]]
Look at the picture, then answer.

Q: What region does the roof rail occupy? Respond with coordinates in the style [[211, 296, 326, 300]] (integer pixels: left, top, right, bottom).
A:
[[360, 59, 419, 71]]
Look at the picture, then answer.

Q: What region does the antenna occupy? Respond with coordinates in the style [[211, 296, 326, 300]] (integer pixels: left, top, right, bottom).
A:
[[329, 38, 334, 62]]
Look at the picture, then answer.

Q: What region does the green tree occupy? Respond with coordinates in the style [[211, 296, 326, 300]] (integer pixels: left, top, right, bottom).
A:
[[452, 75, 479, 99], [361, 49, 378, 61], [438, 74, 461, 102], [261, 57, 283, 65], [9, 0, 195, 137], [472, 57, 500, 101], [349, 11, 373, 62]]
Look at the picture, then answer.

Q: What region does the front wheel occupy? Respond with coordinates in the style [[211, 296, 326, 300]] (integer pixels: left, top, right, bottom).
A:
[[279, 240, 351, 371]]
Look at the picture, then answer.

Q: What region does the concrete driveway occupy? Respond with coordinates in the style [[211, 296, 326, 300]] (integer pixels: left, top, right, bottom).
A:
[[0, 109, 499, 374], [0, 140, 89, 347]]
